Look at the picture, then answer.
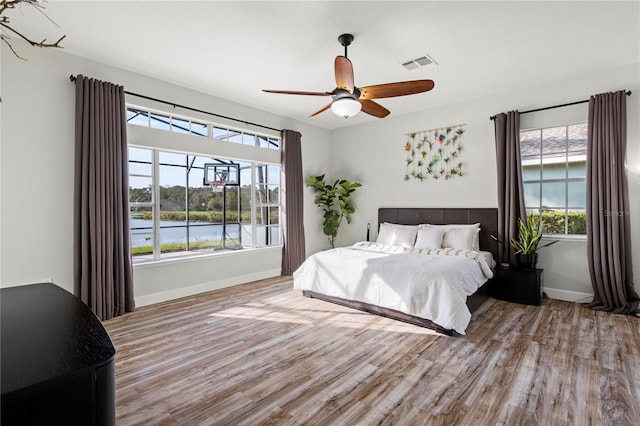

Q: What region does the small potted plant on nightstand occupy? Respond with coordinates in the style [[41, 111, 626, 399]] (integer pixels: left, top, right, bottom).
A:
[[511, 215, 558, 269]]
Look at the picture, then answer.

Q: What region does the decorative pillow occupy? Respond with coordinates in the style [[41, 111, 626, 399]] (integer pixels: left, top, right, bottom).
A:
[[414, 228, 446, 249], [441, 228, 481, 250], [376, 223, 418, 248]]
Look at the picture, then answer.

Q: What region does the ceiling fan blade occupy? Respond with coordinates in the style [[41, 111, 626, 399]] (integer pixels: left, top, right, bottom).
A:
[[359, 80, 435, 100], [309, 102, 332, 117], [262, 89, 332, 96], [360, 99, 390, 118], [334, 56, 354, 93]]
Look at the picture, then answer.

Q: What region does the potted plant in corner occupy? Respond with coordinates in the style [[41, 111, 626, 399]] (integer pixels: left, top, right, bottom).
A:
[[511, 215, 558, 269], [307, 174, 362, 249]]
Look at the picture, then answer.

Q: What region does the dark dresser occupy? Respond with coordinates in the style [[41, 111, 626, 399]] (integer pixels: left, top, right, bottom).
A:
[[1, 283, 115, 425]]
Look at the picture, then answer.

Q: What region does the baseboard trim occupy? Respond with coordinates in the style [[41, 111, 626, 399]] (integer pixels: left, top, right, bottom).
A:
[[135, 274, 595, 307], [543, 286, 594, 303], [134, 268, 282, 307]]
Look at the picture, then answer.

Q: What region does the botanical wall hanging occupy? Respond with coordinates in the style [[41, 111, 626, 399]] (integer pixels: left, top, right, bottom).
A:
[[403, 124, 466, 181]]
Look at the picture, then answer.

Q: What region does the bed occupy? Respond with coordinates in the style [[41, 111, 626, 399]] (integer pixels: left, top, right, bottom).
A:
[[294, 208, 499, 335]]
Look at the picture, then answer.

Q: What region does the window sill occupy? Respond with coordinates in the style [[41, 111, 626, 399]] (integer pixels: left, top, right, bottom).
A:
[[133, 245, 283, 268], [541, 234, 586, 242]]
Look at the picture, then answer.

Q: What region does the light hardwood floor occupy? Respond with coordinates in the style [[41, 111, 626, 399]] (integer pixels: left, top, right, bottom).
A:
[[103, 276, 640, 425]]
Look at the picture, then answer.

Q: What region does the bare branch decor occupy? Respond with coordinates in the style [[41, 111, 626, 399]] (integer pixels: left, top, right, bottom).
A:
[[0, 0, 65, 60]]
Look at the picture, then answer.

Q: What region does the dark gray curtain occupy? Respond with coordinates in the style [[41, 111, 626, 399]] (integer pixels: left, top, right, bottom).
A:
[[73, 75, 135, 320], [586, 90, 638, 314], [494, 111, 526, 265], [280, 129, 306, 275]]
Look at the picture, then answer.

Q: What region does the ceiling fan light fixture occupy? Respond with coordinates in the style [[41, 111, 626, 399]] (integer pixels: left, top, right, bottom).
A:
[[331, 98, 361, 118]]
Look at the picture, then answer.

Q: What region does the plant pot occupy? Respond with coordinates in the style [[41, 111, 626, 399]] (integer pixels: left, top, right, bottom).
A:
[[517, 253, 538, 270]]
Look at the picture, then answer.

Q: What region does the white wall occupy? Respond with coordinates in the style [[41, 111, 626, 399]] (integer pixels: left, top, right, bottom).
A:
[[2, 40, 638, 306], [330, 62, 640, 302], [0, 42, 331, 304]]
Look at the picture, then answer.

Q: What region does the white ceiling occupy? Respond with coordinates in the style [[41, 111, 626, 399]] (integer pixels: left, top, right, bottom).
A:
[[9, 1, 640, 130]]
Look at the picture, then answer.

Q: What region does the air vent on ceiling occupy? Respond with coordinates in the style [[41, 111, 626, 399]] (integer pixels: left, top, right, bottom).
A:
[[401, 53, 438, 71]]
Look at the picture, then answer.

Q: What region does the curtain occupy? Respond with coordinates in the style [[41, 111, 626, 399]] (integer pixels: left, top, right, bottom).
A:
[[73, 75, 135, 320], [280, 129, 306, 275], [494, 111, 526, 265], [586, 90, 638, 314]]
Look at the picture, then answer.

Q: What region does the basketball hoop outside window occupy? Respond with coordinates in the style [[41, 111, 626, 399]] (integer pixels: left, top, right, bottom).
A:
[[209, 180, 226, 193], [203, 163, 238, 194]]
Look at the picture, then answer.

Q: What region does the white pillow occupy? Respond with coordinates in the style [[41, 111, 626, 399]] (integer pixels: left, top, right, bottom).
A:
[[441, 228, 481, 250], [414, 228, 445, 249], [376, 223, 418, 248]]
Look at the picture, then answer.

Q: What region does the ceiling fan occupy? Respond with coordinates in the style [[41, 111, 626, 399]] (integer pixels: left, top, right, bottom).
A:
[[262, 33, 435, 119]]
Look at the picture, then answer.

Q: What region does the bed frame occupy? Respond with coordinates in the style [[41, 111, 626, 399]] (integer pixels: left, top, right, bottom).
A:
[[302, 207, 499, 336]]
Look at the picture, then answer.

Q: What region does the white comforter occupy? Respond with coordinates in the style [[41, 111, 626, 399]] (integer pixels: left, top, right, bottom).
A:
[[293, 242, 495, 335]]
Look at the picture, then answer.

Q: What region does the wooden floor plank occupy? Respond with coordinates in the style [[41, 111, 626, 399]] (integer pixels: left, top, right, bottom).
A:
[[103, 276, 640, 425]]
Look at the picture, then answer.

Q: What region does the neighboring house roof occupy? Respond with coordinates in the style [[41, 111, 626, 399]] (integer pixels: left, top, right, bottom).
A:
[[520, 124, 587, 159]]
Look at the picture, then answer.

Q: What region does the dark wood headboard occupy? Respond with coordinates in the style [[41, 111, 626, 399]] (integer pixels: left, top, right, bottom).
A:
[[378, 208, 499, 260]]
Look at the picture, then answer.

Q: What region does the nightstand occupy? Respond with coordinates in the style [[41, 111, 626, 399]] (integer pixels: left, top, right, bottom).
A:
[[491, 266, 543, 306]]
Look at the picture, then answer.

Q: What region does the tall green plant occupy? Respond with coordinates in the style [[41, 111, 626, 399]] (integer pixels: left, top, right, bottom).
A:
[[307, 174, 362, 248]]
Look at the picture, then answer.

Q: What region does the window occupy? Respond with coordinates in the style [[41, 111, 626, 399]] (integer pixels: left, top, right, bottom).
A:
[[126, 107, 281, 263], [520, 123, 587, 235], [212, 127, 279, 149], [254, 164, 281, 247], [126, 107, 208, 137], [126, 107, 279, 149], [129, 147, 154, 256]]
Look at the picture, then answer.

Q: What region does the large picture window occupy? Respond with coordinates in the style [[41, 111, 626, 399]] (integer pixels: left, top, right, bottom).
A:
[[520, 123, 587, 235], [127, 107, 281, 263]]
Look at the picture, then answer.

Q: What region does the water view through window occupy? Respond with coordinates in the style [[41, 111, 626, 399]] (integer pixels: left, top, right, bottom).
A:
[[127, 106, 281, 262], [129, 147, 281, 262]]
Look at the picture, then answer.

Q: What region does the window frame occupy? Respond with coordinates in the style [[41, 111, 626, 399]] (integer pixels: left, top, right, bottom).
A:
[[253, 163, 282, 247], [126, 105, 282, 264], [520, 122, 587, 236]]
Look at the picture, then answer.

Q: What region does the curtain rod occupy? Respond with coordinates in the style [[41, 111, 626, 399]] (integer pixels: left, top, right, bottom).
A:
[[489, 90, 632, 121], [69, 75, 282, 133]]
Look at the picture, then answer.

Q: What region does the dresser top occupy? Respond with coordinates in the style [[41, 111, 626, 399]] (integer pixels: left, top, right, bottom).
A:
[[1, 283, 115, 395]]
